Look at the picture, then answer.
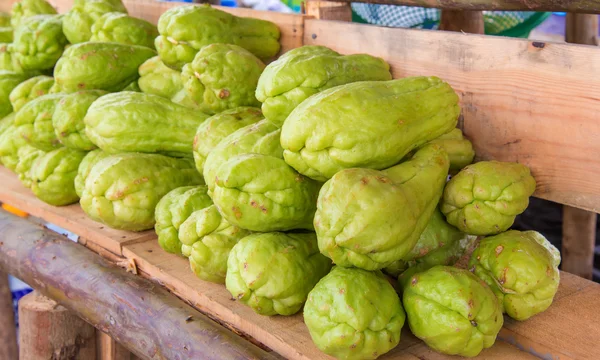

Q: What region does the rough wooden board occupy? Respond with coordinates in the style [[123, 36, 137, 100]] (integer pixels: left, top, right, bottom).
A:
[[0, 167, 153, 255], [304, 19, 600, 213], [123, 240, 552, 360]]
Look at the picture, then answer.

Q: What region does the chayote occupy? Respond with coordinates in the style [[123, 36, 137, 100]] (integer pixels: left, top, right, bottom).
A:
[[0, 43, 15, 72], [80, 153, 203, 231], [282, 76, 460, 181], [11, 0, 57, 28], [256, 45, 392, 127], [53, 42, 156, 93], [122, 80, 141, 92], [304, 266, 405, 360], [315, 144, 449, 270], [0, 113, 25, 170], [192, 106, 263, 174], [441, 161, 536, 235], [155, 5, 280, 70], [53, 90, 107, 150], [213, 153, 320, 232], [14, 93, 64, 151], [11, 15, 68, 72], [203, 120, 282, 192], [0, 13, 10, 27], [84, 92, 210, 157], [74, 149, 110, 198], [1, 70, 33, 117], [9, 75, 53, 113], [90, 12, 158, 49], [181, 244, 192, 258], [154, 186, 213, 256], [227, 232, 331, 315], [181, 43, 265, 114], [403, 266, 503, 357], [30, 147, 87, 206], [62, 0, 127, 44], [181, 205, 250, 283], [469, 230, 560, 321], [428, 128, 475, 172], [15, 144, 45, 188], [0, 28, 12, 43], [137, 56, 195, 107]]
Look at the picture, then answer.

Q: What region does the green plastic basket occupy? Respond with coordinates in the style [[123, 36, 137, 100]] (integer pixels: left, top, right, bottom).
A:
[[351, 5, 550, 38]]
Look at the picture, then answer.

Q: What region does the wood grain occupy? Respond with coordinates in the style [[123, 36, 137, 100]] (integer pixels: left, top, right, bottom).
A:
[[305, 1, 352, 21], [0, 271, 18, 360], [0, 167, 154, 255], [304, 19, 600, 213]]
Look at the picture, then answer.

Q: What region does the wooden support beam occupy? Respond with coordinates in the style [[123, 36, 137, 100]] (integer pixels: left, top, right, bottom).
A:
[[0, 271, 18, 360], [566, 13, 599, 45], [305, 0, 352, 21], [439, 10, 485, 34]]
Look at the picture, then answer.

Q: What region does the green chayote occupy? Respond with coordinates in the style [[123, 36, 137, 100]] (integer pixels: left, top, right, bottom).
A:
[[227, 232, 331, 315], [213, 153, 320, 232], [74, 149, 109, 198], [0, 28, 12, 43], [30, 147, 87, 206], [53, 90, 107, 150], [256, 45, 392, 127], [181, 244, 192, 258], [181, 43, 264, 114], [428, 128, 475, 172], [122, 80, 140, 92], [11, 0, 57, 28], [14, 93, 64, 151], [1, 70, 32, 117], [403, 266, 503, 357], [85, 92, 210, 157], [281, 76, 460, 181], [203, 120, 282, 192], [469, 230, 560, 321], [154, 186, 213, 256], [0, 113, 25, 170], [181, 205, 250, 283], [304, 266, 405, 360], [0, 43, 15, 72], [441, 161, 536, 235], [156, 5, 280, 70], [192, 107, 263, 174], [80, 153, 203, 231], [9, 75, 54, 113], [62, 0, 127, 44], [53, 42, 155, 93], [90, 12, 157, 49], [15, 144, 45, 188], [11, 15, 68, 71], [137, 56, 195, 107], [315, 144, 449, 270]]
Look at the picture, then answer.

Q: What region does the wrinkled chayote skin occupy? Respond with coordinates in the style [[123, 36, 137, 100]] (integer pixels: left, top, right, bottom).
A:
[[282, 76, 460, 181], [62, 0, 127, 44], [428, 128, 475, 172], [1, 70, 33, 117], [137, 56, 195, 107], [256, 45, 392, 127], [9, 75, 54, 113], [74, 149, 110, 198], [315, 144, 449, 270], [203, 120, 282, 192], [213, 153, 320, 232], [0, 43, 15, 72], [15, 144, 45, 188], [180, 205, 250, 283], [53, 90, 107, 150], [30, 147, 87, 206], [0, 28, 12, 43], [156, 5, 280, 70], [14, 93, 64, 151], [403, 266, 503, 357], [54, 42, 156, 93], [90, 12, 158, 49], [227, 232, 332, 316], [80, 153, 203, 231], [304, 266, 405, 360], [469, 230, 560, 321], [85, 92, 210, 157], [0, 113, 25, 170], [154, 186, 213, 256], [181, 43, 264, 114], [441, 161, 536, 235], [11, 15, 68, 71], [11, 0, 57, 28], [192, 106, 263, 174]]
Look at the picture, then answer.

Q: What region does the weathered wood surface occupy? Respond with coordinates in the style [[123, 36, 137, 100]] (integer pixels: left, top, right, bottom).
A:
[[0, 210, 281, 360], [0, 271, 18, 360], [306, 1, 353, 21], [19, 291, 97, 360], [304, 19, 600, 213]]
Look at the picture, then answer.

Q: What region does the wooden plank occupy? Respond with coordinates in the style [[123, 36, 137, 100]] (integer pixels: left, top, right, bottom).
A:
[[304, 20, 600, 213], [305, 1, 353, 21], [0, 167, 154, 255]]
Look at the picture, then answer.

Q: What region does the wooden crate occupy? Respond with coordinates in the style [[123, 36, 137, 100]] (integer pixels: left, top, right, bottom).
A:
[[1, 0, 600, 359]]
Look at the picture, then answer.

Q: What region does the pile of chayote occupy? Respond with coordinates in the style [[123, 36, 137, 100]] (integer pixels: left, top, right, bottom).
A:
[[0, 1, 563, 358]]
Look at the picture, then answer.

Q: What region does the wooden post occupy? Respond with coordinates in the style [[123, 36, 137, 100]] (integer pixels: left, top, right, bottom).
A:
[[439, 10, 485, 34], [561, 13, 598, 279], [18, 291, 97, 360], [0, 271, 18, 360], [305, 0, 352, 21], [97, 331, 137, 360]]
